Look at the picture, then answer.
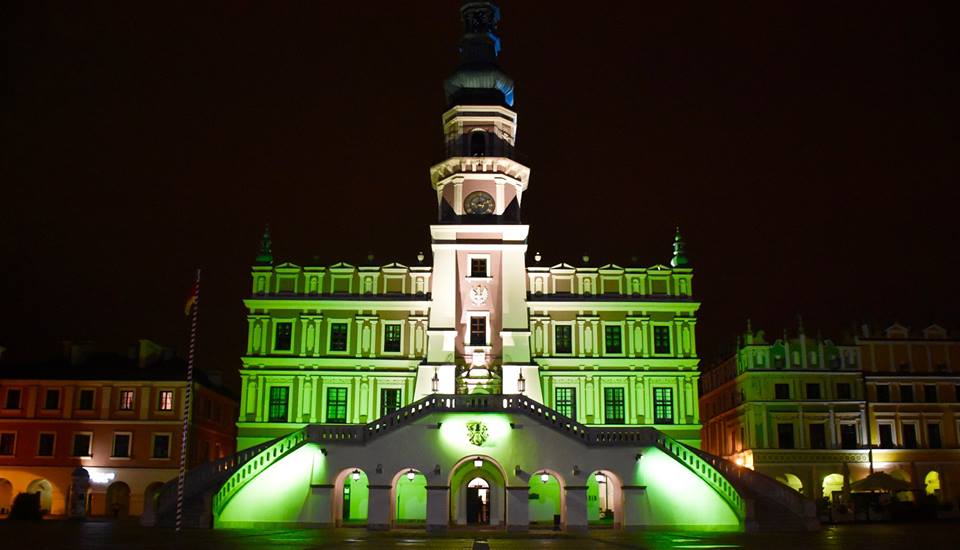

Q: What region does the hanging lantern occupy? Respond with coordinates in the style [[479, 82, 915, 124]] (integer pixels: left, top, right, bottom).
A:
[[539, 471, 550, 483], [351, 469, 361, 481], [406, 469, 416, 481], [595, 473, 606, 484], [517, 371, 526, 394], [431, 369, 440, 393], [473, 457, 484, 468]]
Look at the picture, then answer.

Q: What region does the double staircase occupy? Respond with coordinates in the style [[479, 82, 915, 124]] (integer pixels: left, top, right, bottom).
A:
[[149, 393, 818, 531]]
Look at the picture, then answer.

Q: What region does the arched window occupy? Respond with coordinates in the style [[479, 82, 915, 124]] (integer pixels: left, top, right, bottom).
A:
[[470, 130, 486, 157]]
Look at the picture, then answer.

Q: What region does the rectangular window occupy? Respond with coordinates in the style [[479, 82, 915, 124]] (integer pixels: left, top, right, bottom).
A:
[[840, 424, 858, 449], [0, 433, 15, 456], [77, 389, 95, 411], [152, 434, 171, 459], [158, 390, 174, 411], [902, 424, 918, 449], [774, 383, 790, 400], [554, 325, 572, 354], [554, 387, 577, 419], [878, 424, 894, 447], [777, 423, 795, 449], [71, 433, 92, 457], [43, 389, 60, 410], [274, 321, 293, 351], [923, 384, 937, 403], [470, 317, 487, 346], [329, 322, 348, 352], [37, 433, 55, 457], [268, 387, 289, 422], [603, 387, 625, 425], [470, 257, 488, 277], [653, 387, 674, 425], [927, 423, 942, 448], [653, 326, 671, 354], [900, 385, 914, 403], [805, 383, 821, 400], [112, 433, 131, 458], [604, 325, 622, 354], [118, 390, 135, 411], [4, 389, 21, 410], [836, 383, 852, 400], [383, 324, 402, 353], [326, 388, 348, 423], [808, 423, 827, 449], [875, 385, 890, 402], [380, 388, 401, 417]]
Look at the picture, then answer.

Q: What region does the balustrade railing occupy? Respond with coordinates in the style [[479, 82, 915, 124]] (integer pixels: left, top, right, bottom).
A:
[[655, 433, 746, 521]]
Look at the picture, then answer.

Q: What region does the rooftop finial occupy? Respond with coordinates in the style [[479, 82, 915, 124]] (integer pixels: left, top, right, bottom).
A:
[[255, 225, 273, 265], [445, 1, 515, 107], [670, 227, 689, 268]]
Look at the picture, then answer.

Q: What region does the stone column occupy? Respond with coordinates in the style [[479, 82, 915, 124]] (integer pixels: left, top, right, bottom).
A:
[[621, 485, 647, 530], [505, 486, 529, 532], [563, 485, 588, 532], [366, 484, 392, 530], [426, 485, 450, 533]]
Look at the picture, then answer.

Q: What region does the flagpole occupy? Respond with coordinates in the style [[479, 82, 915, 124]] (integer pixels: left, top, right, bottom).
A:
[[177, 268, 200, 532]]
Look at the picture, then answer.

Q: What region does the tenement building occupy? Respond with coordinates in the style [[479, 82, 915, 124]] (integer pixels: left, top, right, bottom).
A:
[[700, 322, 960, 511], [0, 341, 237, 518], [150, 1, 816, 532]]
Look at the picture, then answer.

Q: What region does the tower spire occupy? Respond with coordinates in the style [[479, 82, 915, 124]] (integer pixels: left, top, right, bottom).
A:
[[670, 227, 689, 268], [444, 1, 515, 107], [255, 225, 273, 265]]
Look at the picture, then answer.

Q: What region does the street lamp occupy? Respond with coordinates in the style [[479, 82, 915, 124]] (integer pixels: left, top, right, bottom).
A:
[[517, 371, 526, 394]]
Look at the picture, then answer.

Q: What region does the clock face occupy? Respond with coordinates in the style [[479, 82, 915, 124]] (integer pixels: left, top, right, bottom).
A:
[[470, 284, 489, 305], [464, 191, 495, 216]]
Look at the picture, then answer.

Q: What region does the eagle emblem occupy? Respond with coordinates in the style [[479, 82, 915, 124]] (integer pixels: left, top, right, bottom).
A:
[[466, 421, 489, 446]]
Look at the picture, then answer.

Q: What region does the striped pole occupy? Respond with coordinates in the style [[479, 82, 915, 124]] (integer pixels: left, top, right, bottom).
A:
[[177, 268, 200, 532]]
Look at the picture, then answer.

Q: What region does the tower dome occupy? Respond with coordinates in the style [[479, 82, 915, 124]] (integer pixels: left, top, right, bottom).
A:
[[444, 0, 515, 107]]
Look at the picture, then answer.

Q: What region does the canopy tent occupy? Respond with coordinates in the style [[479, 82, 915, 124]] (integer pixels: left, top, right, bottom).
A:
[[848, 472, 913, 493]]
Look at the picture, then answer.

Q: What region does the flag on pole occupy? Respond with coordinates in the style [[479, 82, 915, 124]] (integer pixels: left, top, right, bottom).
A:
[[177, 269, 200, 532], [184, 281, 199, 316]]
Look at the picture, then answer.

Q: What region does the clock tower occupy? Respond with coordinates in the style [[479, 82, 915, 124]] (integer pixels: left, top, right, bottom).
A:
[[423, 0, 538, 398]]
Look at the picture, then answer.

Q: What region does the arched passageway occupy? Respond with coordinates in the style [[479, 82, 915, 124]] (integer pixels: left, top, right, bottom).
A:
[[392, 468, 427, 524], [107, 481, 131, 518], [822, 474, 843, 502], [527, 470, 561, 527], [26, 479, 53, 514], [0, 479, 12, 515], [924, 471, 941, 499], [777, 473, 804, 494], [587, 470, 622, 525], [141, 482, 165, 522], [449, 455, 506, 526], [334, 468, 369, 525]]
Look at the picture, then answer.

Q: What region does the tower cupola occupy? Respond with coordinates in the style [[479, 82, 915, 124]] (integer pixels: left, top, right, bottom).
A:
[[444, 1, 515, 108]]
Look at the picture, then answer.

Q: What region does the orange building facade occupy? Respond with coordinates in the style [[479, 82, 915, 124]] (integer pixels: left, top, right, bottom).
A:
[[0, 353, 237, 518]]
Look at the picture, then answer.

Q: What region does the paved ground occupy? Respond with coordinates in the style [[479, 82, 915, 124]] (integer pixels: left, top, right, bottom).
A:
[[0, 521, 958, 549]]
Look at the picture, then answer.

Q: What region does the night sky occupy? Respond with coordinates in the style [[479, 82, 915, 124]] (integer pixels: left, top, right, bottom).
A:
[[5, 2, 957, 385]]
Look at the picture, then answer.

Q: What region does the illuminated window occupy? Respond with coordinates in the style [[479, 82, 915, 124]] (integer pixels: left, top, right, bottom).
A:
[[554, 325, 572, 354], [158, 390, 174, 411], [470, 257, 488, 277], [470, 317, 487, 346], [118, 390, 135, 411], [77, 389, 95, 411], [653, 387, 674, 425], [383, 324, 402, 353], [604, 325, 622, 354], [274, 321, 293, 351], [653, 326, 671, 354], [330, 323, 349, 352], [71, 433, 92, 457], [43, 389, 60, 410], [380, 388, 401, 417], [268, 387, 289, 422], [112, 433, 131, 458], [152, 434, 170, 459], [554, 387, 576, 419], [37, 433, 55, 457], [4, 389, 21, 410], [0, 433, 15, 456], [603, 387, 625, 425], [326, 388, 348, 423]]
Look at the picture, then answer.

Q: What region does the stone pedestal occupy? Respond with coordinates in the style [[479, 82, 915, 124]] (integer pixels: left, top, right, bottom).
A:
[[367, 485, 391, 530], [426, 485, 450, 533], [505, 486, 529, 531], [621, 485, 648, 529], [563, 485, 588, 532]]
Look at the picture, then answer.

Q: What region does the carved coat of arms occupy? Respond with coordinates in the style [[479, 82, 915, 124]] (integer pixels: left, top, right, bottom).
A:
[[466, 421, 489, 446]]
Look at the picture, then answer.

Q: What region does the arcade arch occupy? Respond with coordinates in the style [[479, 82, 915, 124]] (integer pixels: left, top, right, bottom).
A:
[[334, 467, 369, 525], [776, 473, 804, 494], [0, 478, 12, 515], [527, 469, 562, 526], [106, 481, 131, 518], [924, 471, 941, 499], [391, 468, 427, 524], [448, 455, 506, 526], [587, 470, 622, 524], [822, 474, 844, 502], [26, 479, 53, 514]]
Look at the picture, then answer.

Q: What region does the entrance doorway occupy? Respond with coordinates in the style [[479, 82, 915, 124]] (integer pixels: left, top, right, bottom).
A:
[[465, 477, 489, 525]]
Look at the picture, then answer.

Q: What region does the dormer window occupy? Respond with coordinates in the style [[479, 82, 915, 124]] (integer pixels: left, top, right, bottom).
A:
[[470, 130, 486, 156]]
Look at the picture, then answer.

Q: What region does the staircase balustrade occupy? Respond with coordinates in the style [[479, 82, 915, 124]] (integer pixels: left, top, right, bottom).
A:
[[654, 433, 746, 521]]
